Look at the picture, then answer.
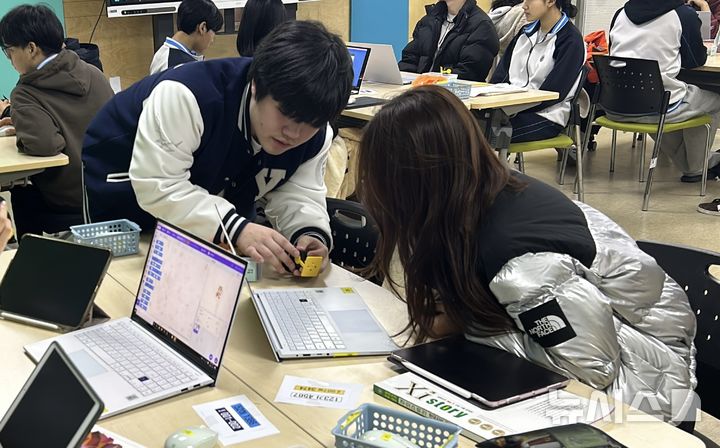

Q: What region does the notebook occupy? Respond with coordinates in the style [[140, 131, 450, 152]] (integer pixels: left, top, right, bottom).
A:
[[250, 287, 397, 360], [0, 342, 104, 448], [24, 220, 247, 418], [389, 335, 569, 408], [0, 234, 112, 332]]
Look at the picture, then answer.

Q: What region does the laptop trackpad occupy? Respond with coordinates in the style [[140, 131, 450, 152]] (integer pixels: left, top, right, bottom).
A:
[[329, 310, 381, 333], [69, 350, 108, 378]]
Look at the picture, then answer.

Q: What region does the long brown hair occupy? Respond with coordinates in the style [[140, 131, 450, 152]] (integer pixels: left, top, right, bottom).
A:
[[358, 86, 522, 343]]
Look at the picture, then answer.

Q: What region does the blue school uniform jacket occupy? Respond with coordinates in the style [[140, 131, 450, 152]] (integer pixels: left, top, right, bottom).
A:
[[83, 58, 332, 248]]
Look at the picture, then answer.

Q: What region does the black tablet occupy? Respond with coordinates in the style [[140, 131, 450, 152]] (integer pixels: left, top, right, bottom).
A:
[[0, 234, 112, 331], [0, 342, 104, 448], [389, 335, 569, 408]]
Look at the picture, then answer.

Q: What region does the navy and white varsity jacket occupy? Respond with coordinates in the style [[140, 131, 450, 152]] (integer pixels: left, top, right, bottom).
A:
[[610, 0, 707, 108], [490, 13, 585, 126], [83, 58, 332, 249], [149, 37, 203, 75]]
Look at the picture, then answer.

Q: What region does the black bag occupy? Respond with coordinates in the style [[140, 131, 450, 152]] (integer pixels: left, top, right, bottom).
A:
[[64, 38, 103, 72]]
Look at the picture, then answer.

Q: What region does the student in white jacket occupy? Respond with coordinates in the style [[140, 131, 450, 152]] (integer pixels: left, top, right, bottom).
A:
[[490, 0, 584, 143]]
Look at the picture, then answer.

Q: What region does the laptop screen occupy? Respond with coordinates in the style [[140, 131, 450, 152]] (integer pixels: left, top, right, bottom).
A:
[[348, 46, 371, 92], [132, 221, 247, 377], [0, 344, 102, 447]]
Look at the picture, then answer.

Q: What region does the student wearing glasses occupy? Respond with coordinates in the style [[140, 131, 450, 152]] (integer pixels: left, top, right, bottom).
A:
[[149, 0, 223, 74], [0, 5, 114, 237], [399, 0, 500, 82]]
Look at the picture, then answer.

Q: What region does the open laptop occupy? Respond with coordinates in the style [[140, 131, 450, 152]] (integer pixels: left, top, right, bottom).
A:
[[24, 220, 247, 418], [250, 287, 397, 360], [348, 45, 371, 94], [346, 45, 389, 109], [347, 42, 419, 85], [0, 342, 104, 448]]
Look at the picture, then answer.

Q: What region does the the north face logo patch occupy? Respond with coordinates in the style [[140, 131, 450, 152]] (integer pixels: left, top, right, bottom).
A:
[[519, 299, 576, 348]]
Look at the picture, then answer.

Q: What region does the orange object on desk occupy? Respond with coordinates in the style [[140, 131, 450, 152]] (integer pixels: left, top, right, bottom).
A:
[[411, 74, 448, 87]]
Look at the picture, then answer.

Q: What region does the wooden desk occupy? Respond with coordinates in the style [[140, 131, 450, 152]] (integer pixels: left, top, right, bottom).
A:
[[106, 241, 704, 448], [341, 82, 559, 122], [0, 136, 69, 185], [679, 55, 720, 93], [0, 250, 321, 447]]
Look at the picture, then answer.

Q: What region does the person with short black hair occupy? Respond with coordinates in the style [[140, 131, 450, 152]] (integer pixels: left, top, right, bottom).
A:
[[0, 4, 114, 237], [149, 0, 223, 74], [399, 0, 499, 82], [83, 21, 353, 275], [236, 0, 287, 57]]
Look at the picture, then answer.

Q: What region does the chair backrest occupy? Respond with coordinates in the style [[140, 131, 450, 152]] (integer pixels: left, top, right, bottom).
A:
[[566, 66, 589, 132], [592, 55, 669, 116], [636, 240, 720, 418], [326, 198, 381, 284]]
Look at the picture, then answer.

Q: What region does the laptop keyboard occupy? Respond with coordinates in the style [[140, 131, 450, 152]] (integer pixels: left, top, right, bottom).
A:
[[264, 290, 346, 351], [77, 320, 200, 396]]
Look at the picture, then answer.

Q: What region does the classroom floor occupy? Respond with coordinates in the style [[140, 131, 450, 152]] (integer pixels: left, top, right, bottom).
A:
[[517, 129, 720, 255]]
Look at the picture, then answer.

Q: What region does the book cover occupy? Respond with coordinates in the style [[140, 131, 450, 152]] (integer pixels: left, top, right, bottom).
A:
[[374, 372, 614, 442]]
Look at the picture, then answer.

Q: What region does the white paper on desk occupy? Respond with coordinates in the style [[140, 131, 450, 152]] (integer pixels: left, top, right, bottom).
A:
[[192, 395, 279, 445], [274, 375, 364, 410], [471, 83, 527, 97], [358, 88, 377, 95]]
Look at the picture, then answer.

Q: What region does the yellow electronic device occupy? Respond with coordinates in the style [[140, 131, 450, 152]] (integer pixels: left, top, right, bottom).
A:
[[295, 253, 323, 277]]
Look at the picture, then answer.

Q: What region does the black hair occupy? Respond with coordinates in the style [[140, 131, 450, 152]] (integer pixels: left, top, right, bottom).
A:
[[556, 0, 578, 19], [236, 0, 287, 57], [248, 20, 353, 128], [0, 4, 64, 55], [177, 0, 223, 34], [490, 0, 522, 10]]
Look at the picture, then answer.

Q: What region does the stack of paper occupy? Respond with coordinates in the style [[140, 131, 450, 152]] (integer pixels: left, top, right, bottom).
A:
[[471, 84, 528, 97]]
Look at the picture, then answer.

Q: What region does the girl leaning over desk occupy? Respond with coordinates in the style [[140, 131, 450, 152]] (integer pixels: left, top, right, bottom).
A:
[[357, 86, 698, 431]]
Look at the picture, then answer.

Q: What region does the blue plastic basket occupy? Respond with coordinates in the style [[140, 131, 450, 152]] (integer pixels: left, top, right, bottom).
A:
[[332, 403, 460, 448], [70, 219, 141, 257]]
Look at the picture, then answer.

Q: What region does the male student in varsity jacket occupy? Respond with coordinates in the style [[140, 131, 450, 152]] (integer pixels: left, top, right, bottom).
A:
[[83, 21, 353, 275]]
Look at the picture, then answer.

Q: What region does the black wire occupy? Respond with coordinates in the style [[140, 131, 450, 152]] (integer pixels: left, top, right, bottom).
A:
[[89, 0, 107, 44]]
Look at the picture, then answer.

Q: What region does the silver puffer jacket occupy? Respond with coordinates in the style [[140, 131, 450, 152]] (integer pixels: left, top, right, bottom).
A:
[[466, 202, 697, 423]]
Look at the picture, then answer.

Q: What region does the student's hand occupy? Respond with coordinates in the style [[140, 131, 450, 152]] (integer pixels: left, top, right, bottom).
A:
[[236, 223, 299, 274], [688, 0, 711, 12], [0, 117, 15, 136], [0, 100, 9, 116], [294, 235, 330, 276], [0, 201, 13, 251]]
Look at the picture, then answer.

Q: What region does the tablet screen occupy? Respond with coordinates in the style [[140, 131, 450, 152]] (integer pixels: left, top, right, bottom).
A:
[[0, 344, 102, 447], [0, 235, 111, 328]]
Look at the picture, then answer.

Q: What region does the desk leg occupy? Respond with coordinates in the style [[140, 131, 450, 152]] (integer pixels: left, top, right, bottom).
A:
[[473, 108, 513, 164]]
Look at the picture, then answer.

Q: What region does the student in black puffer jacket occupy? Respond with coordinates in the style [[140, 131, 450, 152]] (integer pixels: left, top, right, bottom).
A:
[[399, 0, 499, 82]]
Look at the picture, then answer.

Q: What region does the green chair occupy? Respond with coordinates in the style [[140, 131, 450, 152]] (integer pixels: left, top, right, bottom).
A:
[[587, 56, 712, 211], [503, 68, 587, 202]]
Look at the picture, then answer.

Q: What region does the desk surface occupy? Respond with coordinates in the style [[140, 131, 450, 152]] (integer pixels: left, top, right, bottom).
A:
[[0, 250, 321, 448], [693, 54, 720, 72], [104, 240, 704, 448], [342, 82, 559, 122], [0, 136, 68, 174]]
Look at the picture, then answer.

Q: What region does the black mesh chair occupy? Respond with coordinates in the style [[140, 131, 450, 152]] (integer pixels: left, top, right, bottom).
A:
[[636, 240, 720, 419], [588, 56, 713, 210], [326, 198, 381, 284]]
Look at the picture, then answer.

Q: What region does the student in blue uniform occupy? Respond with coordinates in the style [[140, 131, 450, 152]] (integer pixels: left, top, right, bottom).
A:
[[83, 21, 353, 275], [490, 0, 584, 143], [149, 0, 223, 74]]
